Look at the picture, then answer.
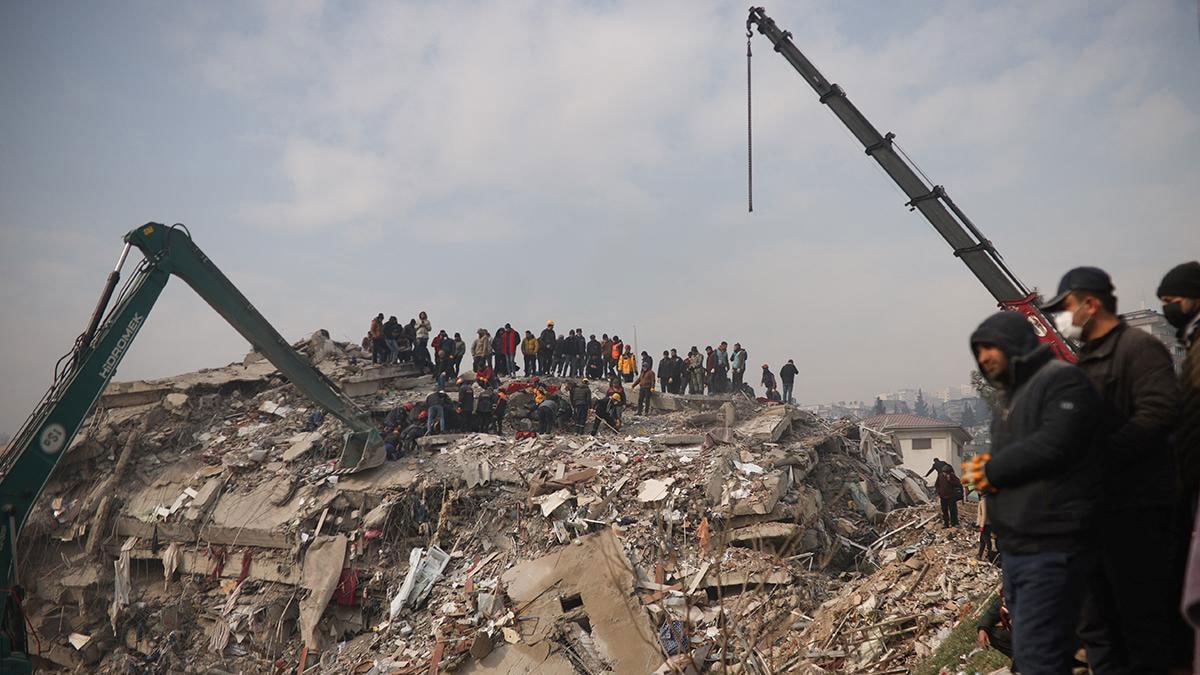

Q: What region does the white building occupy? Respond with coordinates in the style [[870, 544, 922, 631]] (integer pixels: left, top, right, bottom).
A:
[[861, 414, 972, 484]]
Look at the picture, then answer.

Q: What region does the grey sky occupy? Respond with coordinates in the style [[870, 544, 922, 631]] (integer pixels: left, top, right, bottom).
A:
[[2, 0, 1198, 436]]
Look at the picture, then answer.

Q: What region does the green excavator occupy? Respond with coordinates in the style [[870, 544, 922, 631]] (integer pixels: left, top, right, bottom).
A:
[[0, 223, 385, 672]]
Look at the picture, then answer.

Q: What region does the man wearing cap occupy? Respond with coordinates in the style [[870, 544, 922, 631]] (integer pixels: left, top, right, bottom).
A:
[[961, 311, 1100, 673], [539, 321, 556, 376], [1040, 266, 1179, 674]]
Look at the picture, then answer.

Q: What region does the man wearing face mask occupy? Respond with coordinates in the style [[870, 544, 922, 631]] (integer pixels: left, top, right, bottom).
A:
[[1040, 266, 1180, 674], [1159, 262, 1200, 671]]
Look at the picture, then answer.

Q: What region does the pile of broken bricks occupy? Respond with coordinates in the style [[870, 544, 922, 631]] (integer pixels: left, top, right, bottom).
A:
[[15, 330, 990, 675]]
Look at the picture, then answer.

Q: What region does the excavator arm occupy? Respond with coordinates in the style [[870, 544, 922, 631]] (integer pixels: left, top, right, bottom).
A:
[[746, 7, 1075, 362], [0, 223, 383, 671]]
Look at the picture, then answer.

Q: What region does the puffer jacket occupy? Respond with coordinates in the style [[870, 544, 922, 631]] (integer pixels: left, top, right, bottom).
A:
[[618, 354, 637, 375], [972, 312, 1102, 554], [472, 335, 492, 359], [1075, 321, 1179, 510], [522, 337, 539, 356]]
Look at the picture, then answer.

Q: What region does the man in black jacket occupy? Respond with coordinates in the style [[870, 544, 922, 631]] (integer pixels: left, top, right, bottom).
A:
[[780, 359, 798, 404], [961, 311, 1100, 674], [1041, 267, 1180, 674], [539, 322, 556, 376]]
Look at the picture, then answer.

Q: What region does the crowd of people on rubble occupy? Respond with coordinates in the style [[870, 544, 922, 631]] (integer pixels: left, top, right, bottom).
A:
[[365, 316, 802, 400], [928, 261, 1200, 675], [362, 315, 809, 457]]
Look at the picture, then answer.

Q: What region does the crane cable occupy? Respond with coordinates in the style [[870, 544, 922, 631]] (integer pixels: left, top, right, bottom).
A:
[[746, 25, 754, 213]]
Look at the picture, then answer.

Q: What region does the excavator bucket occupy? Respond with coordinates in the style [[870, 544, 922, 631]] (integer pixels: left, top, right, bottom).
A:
[[333, 430, 386, 474]]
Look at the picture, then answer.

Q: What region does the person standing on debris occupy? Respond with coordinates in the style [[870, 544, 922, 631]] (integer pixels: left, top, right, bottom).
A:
[[610, 335, 624, 379], [592, 393, 621, 435], [451, 332, 466, 375], [704, 346, 717, 394], [960, 311, 1100, 674], [1038, 267, 1181, 674], [716, 342, 731, 393], [658, 350, 673, 396], [760, 364, 778, 401], [472, 329, 492, 371], [554, 331, 568, 377], [426, 389, 448, 435], [569, 379, 592, 433], [640, 350, 654, 374], [637, 366, 656, 415], [924, 457, 953, 478], [382, 316, 402, 364], [780, 359, 799, 404], [539, 321, 556, 376], [618, 346, 637, 383], [492, 390, 508, 434], [731, 343, 747, 390], [935, 465, 960, 528], [490, 327, 505, 374], [457, 378, 475, 426], [688, 347, 705, 395], [415, 311, 432, 371], [369, 313, 386, 364], [572, 329, 586, 377], [977, 491, 996, 560], [521, 330, 539, 377], [586, 335, 603, 379], [500, 323, 520, 375]]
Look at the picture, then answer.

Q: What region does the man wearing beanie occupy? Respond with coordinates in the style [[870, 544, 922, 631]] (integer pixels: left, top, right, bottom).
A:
[[1162, 261, 1200, 669], [1040, 267, 1180, 674], [962, 311, 1100, 673]]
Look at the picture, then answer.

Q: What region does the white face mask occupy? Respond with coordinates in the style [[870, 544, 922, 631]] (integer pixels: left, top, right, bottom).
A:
[[1052, 310, 1084, 341]]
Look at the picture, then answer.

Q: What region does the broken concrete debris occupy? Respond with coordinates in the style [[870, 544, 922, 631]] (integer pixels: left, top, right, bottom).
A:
[[17, 330, 974, 674]]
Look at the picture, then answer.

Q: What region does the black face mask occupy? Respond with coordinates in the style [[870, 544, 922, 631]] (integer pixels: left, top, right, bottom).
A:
[[1163, 301, 1198, 330]]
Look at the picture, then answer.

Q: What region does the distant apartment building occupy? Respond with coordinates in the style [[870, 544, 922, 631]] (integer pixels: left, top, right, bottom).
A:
[[861, 413, 971, 485], [1123, 308, 1187, 370]]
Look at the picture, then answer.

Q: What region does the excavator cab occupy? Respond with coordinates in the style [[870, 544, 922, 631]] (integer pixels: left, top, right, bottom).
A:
[[336, 429, 386, 474]]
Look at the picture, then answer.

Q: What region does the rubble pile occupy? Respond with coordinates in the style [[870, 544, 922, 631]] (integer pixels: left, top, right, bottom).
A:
[[17, 330, 975, 674]]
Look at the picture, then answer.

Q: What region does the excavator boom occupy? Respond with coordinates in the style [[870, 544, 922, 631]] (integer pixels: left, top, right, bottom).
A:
[[0, 223, 383, 671]]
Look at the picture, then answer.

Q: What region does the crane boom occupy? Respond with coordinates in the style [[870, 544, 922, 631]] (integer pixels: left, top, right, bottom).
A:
[[746, 7, 1074, 361], [0, 223, 384, 672]]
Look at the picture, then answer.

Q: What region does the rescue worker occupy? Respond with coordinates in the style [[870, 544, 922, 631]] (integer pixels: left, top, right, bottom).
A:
[[760, 364, 777, 400], [610, 335, 624, 379], [536, 396, 557, 434], [457, 378, 475, 429], [569, 379, 592, 433], [1039, 267, 1180, 674], [591, 393, 622, 435], [961, 311, 1100, 673], [425, 389, 450, 435], [618, 346, 637, 383]]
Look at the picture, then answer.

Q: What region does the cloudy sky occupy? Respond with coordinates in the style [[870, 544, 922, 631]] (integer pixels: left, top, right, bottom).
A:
[[1, 0, 1197, 436]]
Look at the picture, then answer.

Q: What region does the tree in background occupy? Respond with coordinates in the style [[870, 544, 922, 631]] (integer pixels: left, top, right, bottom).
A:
[[873, 397, 886, 415], [960, 402, 977, 427], [914, 389, 929, 416], [970, 370, 1001, 416]]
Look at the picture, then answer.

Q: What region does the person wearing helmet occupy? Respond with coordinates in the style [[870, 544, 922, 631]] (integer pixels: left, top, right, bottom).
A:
[[761, 364, 779, 401], [592, 392, 622, 435]]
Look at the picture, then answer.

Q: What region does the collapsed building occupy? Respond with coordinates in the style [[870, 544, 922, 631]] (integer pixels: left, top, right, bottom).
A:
[[16, 332, 998, 673]]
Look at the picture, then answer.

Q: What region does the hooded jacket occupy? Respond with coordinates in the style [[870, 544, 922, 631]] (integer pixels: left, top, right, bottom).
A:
[[521, 336, 539, 356], [1074, 321, 1179, 509], [971, 311, 1101, 553], [780, 362, 798, 384], [472, 334, 492, 359], [500, 328, 520, 355]]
